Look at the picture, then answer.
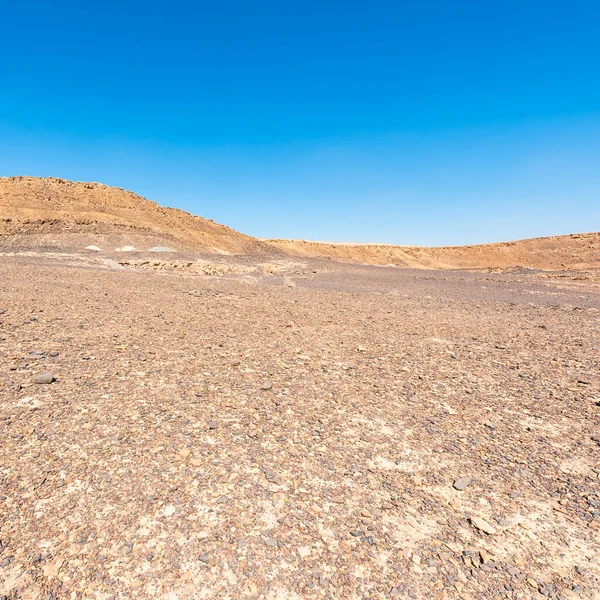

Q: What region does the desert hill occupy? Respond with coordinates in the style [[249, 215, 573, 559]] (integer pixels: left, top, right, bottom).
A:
[[0, 176, 270, 255], [267, 234, 600, 271], [1, 176, 598, 270]]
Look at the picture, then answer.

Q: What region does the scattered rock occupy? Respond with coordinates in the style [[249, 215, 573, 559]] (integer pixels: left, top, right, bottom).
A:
[[42, 558, 64, 578], [453, 476, 473, 491], [85, 245, 102, 252], [470, 517, 496, 535], [33, 372, 55, 384], [260, 381, 273, 390]]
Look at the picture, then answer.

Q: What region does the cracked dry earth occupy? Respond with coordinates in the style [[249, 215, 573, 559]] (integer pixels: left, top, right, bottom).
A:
[[1, 255, 599, 600]]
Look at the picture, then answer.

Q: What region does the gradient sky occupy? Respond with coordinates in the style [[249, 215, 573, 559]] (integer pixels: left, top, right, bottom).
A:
[[1, 1, 599, 246]]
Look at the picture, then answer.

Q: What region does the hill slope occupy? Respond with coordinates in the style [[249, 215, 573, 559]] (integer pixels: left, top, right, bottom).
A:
[[0, 176, 269, 254]]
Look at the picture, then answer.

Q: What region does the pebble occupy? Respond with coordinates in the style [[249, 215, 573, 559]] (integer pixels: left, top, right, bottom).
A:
[[261, 381, 273, 390], [479, 549, 492, 564], [470, 516, 496, 535], [453, 476, 473, 491], [33, 372, 55, 384]]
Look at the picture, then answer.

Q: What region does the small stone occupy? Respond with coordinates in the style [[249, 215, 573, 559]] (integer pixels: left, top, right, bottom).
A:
[[207, 421, 218, 430], [179, 448, 191, 459], [33, 372, 55, 385], [470, 517, 496, 535], [363, 536, 376, 546], [453, 476, 473, 491], [260, 381, 273, 390], [42, 559, 64, 578]]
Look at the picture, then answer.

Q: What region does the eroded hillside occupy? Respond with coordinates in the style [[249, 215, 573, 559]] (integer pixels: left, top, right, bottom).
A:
[[0, 176, 270, 255]]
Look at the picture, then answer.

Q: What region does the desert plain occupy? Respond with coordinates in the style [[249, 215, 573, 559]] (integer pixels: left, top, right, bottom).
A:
[[1, 177, 599, 599]]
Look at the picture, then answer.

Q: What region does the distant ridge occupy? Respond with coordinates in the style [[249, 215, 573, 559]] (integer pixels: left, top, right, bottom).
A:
[[266, 233, 600, 270]]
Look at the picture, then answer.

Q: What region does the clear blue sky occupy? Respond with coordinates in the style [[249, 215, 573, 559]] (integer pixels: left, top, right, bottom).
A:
[[1, 1, 599, 246]]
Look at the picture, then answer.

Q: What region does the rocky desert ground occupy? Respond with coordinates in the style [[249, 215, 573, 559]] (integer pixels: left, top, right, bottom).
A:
[[1, 177, 599, 599]]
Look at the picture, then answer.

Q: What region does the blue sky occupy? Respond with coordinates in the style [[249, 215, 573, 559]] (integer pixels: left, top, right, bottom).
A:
[[1, 1, 599, 246]]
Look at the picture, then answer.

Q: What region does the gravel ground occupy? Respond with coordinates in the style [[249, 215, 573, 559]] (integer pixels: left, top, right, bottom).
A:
[[1, 255, 599, 599]]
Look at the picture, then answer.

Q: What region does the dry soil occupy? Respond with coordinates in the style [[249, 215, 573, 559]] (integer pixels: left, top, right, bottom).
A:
[[1, 251, 599, 599]]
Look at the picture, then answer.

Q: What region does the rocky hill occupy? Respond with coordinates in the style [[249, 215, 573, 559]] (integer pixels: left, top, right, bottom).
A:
[[267, 234, 600, 271], [0, 176, 270, 255]]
